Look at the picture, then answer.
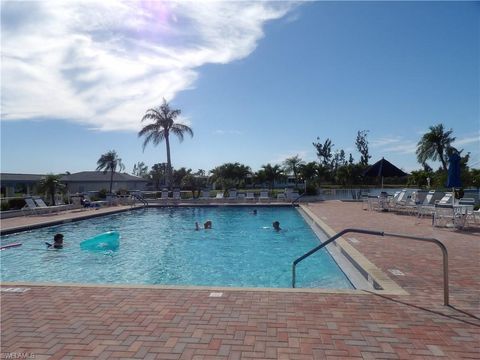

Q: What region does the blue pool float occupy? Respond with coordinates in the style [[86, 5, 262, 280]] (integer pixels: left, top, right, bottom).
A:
[[80, 231, 120, 251]]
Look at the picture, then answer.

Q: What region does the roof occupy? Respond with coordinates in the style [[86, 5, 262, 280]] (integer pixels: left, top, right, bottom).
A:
[[61, 171, 148, 183], [0, 173, 46, 182]]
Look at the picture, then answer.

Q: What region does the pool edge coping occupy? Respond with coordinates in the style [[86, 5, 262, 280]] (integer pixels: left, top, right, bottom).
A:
[[300, 204, 408, 296]]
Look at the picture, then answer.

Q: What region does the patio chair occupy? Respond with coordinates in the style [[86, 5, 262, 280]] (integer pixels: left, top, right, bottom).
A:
[[245, 192, 255, 201], [33, 198, 69, 214], [22, 197, 41, 215], [215, 191, 224, 200], [173, 189, 181, 200], [161, 189, 169, 200], [259, 190, 270, 202], [199, 190, 211, 201], [417, 191, 446, 219], [227, 189, 237, 200]]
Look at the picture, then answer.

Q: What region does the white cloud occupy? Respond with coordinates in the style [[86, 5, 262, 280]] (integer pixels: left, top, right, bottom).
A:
[[269, 150, 312, 165], [453, 132, 480, 146], [214, 129, 243, 135], [371, 136, 417, 154], [1, 1, 296, 131]]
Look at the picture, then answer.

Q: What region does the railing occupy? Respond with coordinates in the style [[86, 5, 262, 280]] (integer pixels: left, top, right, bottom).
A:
[[291, 193, 307, 206], [292, 228, 449, 306], [131, 192, 148, 207]]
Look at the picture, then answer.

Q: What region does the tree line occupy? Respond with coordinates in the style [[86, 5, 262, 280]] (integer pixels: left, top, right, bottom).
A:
[[39, 101, 479, 205]]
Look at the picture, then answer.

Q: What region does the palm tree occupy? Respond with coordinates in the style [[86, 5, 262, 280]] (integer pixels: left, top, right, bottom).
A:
[[416, 124, 455, 172], [283, 155, 304, 189], [38, 174, 65, 205], [259, 164, 284, 189], [138, 99, 193, 189], [96, 150, 125, 194]]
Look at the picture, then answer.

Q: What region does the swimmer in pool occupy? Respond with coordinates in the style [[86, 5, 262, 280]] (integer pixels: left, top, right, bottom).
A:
[[272, 221, 281, 231], [46, 233, 64, 249]]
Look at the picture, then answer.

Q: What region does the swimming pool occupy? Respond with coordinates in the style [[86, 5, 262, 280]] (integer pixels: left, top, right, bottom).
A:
[[0, 207, 353, 289]]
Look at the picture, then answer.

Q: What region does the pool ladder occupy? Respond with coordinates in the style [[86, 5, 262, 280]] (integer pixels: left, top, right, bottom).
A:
[[292, 228, 449, 306], [131, 192, 148, 207]]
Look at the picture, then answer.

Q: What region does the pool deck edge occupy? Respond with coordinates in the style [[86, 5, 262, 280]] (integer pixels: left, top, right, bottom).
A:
[[300, 204, 408, 296]]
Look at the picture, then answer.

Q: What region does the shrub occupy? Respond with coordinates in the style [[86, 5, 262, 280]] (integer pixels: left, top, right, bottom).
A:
[[97, 189, 108, 199], [7, 198, 26, 210]]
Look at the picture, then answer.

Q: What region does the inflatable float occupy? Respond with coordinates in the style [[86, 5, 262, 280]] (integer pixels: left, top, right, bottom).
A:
[[80, 231, 120, 251], [0, 243, 22, 251]]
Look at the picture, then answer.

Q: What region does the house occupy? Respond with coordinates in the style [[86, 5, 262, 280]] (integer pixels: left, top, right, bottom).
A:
[[61, 171, 148, 193], [0, 173, 45, 196], [0, 171, 148, 197]]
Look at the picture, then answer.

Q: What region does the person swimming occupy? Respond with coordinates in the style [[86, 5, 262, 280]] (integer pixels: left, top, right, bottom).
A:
[[46, 233, 64, 249], [204, 220, 212, 229], [195, 222, 200, 231], [272, 221, 281, 231]]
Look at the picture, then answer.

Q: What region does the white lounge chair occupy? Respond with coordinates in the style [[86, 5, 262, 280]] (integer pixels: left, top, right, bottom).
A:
[[34, 198, 69, 213], [245, 192, 255, 201], [259, 190, 270, 202], [215, 192, 224, 200], [22, 197, 41, 215], [199, 190, 211, 201], [227, 189, 237, 200], [161, 189, 169, 200], [173, 190, 181, 200]]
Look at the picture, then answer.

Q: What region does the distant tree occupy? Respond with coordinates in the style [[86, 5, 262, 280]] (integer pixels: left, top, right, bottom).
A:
[[132, 162, 148, 178], [210, 162, 251, 189], [138, 99, 193, 189], [37, 174, 65, 205], [355, 130, 371, 166], [149, 163, 167, 190], [96, 150, 125, 194], [348, 153, 354, 165], [313, 138, 334, 168], [257, 164, 284, 189], [283, 155, 304, 189], [172, 167, 191, 188], [416, 124, 455, 172]]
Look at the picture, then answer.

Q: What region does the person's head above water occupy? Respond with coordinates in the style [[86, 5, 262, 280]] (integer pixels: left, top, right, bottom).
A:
[[204, 220, 212, 229], [272, 221, 281, 231], [53, 233, 64, 248]]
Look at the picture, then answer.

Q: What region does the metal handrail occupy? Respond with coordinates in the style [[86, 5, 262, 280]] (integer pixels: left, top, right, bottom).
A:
[[291, 193, 307, 206], [131, 193, 148, 207], [292, 228, 449, 306]]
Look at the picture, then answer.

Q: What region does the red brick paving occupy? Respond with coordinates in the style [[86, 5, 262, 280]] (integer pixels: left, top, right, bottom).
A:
[[1, 201, 480, 359]]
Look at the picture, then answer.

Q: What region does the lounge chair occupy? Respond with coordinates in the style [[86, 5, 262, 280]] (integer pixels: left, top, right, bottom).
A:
[[173, 189, 181, 201], [227, 189, 237, 200], [161, 189, 169, 200], [22, 197, 41, 215], [199, 190, 211, 201], [237, 193, 245, 201], [33, 198, 69, 214], [277, 193, 286, 200], [245, 192, 255, 201], [259, 190, 270, 202], [215, 192, 224, 200]]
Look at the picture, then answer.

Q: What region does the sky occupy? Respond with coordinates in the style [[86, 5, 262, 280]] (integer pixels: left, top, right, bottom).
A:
[[1, 1, 479, 175]]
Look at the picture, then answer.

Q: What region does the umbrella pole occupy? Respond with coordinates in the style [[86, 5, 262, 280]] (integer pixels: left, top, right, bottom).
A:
[[381, 176, 384, 189]]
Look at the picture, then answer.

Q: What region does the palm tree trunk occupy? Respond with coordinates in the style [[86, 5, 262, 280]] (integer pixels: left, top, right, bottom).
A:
[[165, 133, 172, 189], [110, 169, 114, 194]]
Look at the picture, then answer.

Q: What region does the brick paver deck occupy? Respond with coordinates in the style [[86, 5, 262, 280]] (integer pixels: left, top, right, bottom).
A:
[[1, 201, 479, 359]]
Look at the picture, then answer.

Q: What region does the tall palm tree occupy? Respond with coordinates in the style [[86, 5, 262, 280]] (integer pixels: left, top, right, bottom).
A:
[[138, 99, 193, 189], [38, 174, 65, 205], [416, 124, 455, 172], [96, 150, 125, 194], [283, 155, 304, 189]]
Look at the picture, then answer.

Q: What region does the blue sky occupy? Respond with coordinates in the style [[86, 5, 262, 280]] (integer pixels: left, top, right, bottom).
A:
[[1, 1, 478, 175]]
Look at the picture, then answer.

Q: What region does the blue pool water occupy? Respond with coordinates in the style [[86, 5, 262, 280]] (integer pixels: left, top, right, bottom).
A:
[[0, 207, 352, 289]]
